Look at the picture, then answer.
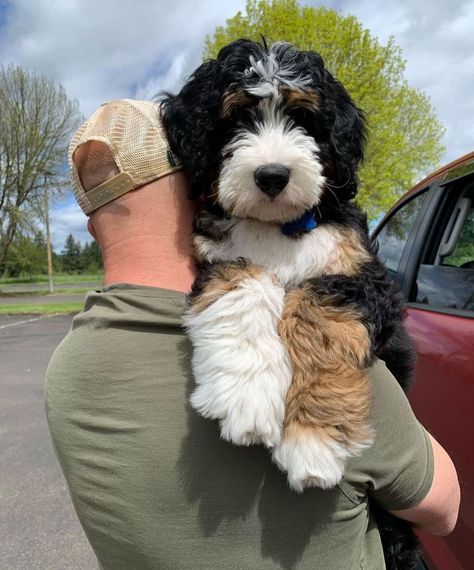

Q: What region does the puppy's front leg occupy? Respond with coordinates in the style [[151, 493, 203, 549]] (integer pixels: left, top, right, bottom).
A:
[[192, 209, 236, 263], [185, 259, 292, 447], [185, 259, 292, 448], [273, 285, 373, 491]]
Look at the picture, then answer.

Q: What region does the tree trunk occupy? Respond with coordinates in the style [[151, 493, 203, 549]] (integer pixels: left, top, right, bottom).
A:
[[0, 218, 18, 272]]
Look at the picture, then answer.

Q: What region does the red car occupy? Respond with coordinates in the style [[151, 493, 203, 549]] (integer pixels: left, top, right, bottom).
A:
[[373, 152, 474, 569]]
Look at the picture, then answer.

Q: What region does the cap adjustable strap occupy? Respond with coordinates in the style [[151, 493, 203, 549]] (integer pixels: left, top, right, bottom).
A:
[[85, 172, 135, 211]]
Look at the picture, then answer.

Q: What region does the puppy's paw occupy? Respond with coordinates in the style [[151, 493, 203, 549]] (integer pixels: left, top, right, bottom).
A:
[[219, 400, 283, 448], [272, 429, 364, 492], [190, 354, 291, 448]]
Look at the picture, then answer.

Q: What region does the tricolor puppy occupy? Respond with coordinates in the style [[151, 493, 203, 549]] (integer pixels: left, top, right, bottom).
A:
[[162, 39, 415, 491]]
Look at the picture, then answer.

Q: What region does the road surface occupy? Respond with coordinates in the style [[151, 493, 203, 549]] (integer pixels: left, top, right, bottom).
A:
[[0, 314, 97, 569]]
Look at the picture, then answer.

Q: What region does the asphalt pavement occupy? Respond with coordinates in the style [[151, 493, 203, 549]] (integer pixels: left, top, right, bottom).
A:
[[0, 314, 97, 570]]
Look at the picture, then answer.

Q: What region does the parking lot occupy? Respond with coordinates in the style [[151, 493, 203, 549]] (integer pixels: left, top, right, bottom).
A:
[[0, 314, 97, 569]]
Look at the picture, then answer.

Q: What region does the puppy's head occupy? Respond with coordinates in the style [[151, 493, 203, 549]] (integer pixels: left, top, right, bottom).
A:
[[162, 39, 366, 223]]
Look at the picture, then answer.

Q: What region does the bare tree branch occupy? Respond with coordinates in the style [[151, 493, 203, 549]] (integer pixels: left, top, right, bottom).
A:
[[0, 65, 82, 272]]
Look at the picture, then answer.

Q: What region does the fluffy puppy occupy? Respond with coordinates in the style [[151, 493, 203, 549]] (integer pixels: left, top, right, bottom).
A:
[[162, 39, 415, 492]]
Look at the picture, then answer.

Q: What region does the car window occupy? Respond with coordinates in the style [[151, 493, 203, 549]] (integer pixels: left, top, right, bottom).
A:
[[415, 184, 474, 312], [375, 192, 426, 277], [442, 207, 474, 268]]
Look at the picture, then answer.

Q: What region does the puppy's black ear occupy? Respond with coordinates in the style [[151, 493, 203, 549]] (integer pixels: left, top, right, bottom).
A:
[[161, 59, 224, 198], [300, 51, 366, 201], [324, 70, 367, 201]]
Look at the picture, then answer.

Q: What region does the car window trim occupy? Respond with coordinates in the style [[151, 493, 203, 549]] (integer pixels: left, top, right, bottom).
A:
[[372, 187, 430, 241], [372, 186, 432, 292], [393, 185, 441, 298], [405, 302, 474, 319], [373, 180, 473, 309]]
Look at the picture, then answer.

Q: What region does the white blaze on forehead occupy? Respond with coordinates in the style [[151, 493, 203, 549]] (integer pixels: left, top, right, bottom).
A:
[[244, 43, 312, 97], [257, 96, 285, 128]]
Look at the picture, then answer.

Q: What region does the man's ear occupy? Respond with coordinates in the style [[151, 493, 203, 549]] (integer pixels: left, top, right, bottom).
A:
[[87, 218, 98, 241]]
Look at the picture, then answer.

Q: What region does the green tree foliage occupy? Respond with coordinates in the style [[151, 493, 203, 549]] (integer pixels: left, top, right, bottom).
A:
[[4, 232, 48, 277], [0, 65, 82, 272], [445, 209, 474, 267], [205, 0, 446, 218], [81, 241, 103, 273], [61, 233, 83, 273], [3, 230, 103, 278], [60, 234, 103, 274]]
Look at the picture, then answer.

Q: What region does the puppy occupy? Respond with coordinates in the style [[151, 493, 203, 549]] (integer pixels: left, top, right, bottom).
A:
[[162, 39, 415, 492]]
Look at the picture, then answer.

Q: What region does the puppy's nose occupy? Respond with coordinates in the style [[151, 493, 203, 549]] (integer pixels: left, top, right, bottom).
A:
[[254, 163, 290, 197]]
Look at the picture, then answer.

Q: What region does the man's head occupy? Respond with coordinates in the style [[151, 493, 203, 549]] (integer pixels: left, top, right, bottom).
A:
[[70, 99, 182, 216], [69, 99, 196, 290]]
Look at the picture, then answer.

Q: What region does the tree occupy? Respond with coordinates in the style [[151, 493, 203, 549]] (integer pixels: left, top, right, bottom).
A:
[[61, 233, 83, 273], [81, 240, 103, 273], [4, 232, 47, 277], [205, 0, 445, 218], [0, 65, 82, 273]]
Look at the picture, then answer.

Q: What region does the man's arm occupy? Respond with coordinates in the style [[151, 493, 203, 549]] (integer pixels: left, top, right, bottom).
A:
[[354, 359, 461, 538], [389, 433, 460, 536]]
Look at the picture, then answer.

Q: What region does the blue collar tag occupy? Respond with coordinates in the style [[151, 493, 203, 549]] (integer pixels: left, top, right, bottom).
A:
[[281, 210, 318, 236]]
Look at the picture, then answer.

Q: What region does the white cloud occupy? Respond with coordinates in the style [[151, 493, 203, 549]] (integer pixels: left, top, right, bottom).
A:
[[1, 0, 472, 249], [1, 0, 471, 160], [333, 0, 474, 162], [1, 0, 470, 162], [0, 0, 245, 115], [135, 51, 189, 101]]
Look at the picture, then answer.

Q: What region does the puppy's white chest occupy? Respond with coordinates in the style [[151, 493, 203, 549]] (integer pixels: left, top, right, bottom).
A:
[[208, 219, 341, 286]]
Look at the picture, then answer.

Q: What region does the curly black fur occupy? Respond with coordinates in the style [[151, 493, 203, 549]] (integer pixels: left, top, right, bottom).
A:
[[372, 501, 423, 570], [162, 39, 366, 203], [162, 39, 419, 569]]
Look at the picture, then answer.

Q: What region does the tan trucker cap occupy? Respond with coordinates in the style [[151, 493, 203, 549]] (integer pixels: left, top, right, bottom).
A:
[[69, 99, 182, 215]]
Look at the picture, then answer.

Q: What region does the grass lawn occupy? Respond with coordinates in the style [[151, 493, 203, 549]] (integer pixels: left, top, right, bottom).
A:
[[0, 301, 83, 315], [0, 287, 93, 298], [0, 273, 103, 285]]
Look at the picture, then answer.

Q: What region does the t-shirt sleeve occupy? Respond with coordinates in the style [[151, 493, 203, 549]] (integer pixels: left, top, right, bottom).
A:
[[345, 359, 434, 511]]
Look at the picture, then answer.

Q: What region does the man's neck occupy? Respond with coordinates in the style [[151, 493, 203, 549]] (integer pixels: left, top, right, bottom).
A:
[[102, 233, 196, 293], [89, 173, 197, 293]]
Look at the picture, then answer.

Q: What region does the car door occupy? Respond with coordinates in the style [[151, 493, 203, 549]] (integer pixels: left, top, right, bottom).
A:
[[373, 171, 474, 570]]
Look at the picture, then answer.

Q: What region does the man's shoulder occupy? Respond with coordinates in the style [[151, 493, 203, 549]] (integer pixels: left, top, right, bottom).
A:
[[367, 358, 408, 414]]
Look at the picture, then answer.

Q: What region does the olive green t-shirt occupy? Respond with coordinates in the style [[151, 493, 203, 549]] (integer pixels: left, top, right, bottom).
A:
[[45, 285, 434, 570]]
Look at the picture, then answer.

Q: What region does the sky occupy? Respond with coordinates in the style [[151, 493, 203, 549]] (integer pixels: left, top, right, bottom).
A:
[[0, 0, 472, 251]]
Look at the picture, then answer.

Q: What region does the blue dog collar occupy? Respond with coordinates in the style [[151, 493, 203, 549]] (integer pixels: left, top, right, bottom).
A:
[[281, 210, 318, 236]]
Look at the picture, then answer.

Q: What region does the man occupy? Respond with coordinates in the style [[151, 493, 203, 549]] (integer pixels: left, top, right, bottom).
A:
[[45, 99, 460, 570]]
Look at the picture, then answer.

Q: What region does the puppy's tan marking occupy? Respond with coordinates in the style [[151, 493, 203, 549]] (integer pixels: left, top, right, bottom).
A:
[[221, 87, 255, 118], [281, 86, 320, 112], [328, 227, 372, 276], [191, 262, 264, 314], [279, 286, 372, 449]]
